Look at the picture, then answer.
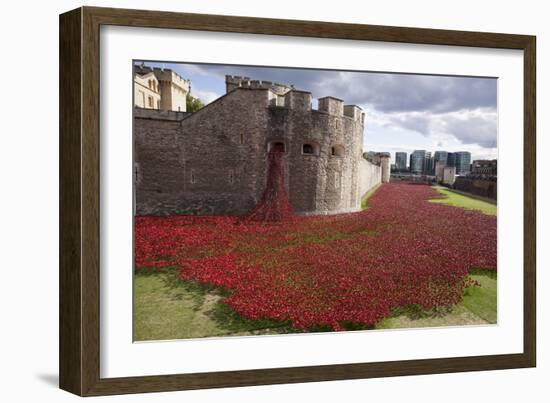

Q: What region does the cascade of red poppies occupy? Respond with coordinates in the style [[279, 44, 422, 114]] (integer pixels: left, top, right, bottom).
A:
[[243, 149, 294, 222], [136, 183, 497, 331]]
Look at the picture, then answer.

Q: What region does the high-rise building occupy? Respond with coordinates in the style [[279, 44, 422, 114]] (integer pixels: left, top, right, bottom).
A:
[[454, 151, 472, 175], [410, 150, 426, 174], [395, 152, 407, 171], [434, 151, 449, 166], [423, 151, 434, 174], [447, 152, 456, 169]]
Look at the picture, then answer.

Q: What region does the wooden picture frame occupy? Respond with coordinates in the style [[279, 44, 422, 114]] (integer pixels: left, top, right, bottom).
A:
[[59, 6, 536, 396]]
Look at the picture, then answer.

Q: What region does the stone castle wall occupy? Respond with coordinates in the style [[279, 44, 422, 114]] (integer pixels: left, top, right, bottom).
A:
[[358, 159, 382, 197], [134, 86, 382, 216], [454, 177, 497, 200], [135, 89, 269, 215]]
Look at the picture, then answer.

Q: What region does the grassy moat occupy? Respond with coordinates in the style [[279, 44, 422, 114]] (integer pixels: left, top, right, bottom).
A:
[[134, 184, 497, 341]]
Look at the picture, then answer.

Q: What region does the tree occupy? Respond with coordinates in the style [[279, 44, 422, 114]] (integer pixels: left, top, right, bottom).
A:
[[186, 94, 204, 112]]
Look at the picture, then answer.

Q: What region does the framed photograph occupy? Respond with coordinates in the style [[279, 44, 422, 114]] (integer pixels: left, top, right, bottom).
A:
[[59, 6, 536, 396]]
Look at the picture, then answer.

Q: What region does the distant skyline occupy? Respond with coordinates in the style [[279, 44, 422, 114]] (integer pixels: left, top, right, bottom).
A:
[[135, 61, 498, 162]]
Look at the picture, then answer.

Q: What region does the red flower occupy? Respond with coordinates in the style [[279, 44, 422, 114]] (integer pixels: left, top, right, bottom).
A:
[[134, 183, 496, 331]]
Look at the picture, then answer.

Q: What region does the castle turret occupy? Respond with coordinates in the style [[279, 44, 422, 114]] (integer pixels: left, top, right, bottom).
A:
[[284, 90, 312, 111], [343, 105, 363, 121], [318, 96, 344, 116], [135, 65, 190, 112], [378, 152, 391, 183]]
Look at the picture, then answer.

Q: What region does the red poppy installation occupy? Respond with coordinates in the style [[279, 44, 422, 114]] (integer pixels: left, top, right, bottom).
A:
[[135, 183, 496, 331], [243, 149, 294, 222]]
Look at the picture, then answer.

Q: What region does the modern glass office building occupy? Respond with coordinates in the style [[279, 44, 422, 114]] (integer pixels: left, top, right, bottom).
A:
[[424, 151, 434, 174], [434, 151, 449, 165], [454, 151, 472, 175], [395, 152, 407, 171], [410, 150, 426, 174]]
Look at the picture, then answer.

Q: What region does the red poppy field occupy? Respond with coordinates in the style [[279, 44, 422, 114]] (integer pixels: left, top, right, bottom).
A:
[[135, 183, 497, 333]]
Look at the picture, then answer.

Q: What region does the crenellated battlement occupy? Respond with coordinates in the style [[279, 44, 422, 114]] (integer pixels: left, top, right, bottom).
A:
[[135, 65, 190, 88], [318, 96, 344, 116], [135, 72, 380, 217], [226, 76, 363, 121], [316, 98, 364, 122], [343, 105, 364, 122], [283, 90, 312, 111], [225, 75, 294, 95]]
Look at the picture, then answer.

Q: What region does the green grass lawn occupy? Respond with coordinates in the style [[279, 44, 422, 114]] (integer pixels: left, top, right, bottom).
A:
[[135, 268, 496, 340], [429, 186, 496, 215], [134, 185, 497, 340], [462, 270, 497, 323], [134, 269, 292, 341], [376, 270, 496, 330]]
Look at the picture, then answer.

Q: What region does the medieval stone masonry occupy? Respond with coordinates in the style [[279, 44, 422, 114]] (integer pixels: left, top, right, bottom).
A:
[[134, 75, 389, 216], [134, 65, 190, 112]]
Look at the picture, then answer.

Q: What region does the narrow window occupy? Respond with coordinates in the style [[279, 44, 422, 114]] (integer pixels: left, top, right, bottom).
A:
[[229, 170, 234, 184], [190, 170, 196, 184], [331, 145, 344, 157], [268, 141, 285, 153], [240, 133, 244, 144], [302, 144, 314, 154]]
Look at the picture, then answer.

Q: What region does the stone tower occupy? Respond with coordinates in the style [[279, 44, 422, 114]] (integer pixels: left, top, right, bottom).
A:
[[134, 75, 384, 216], [134, 65, 190, 112], [378, 152, 391, 183]]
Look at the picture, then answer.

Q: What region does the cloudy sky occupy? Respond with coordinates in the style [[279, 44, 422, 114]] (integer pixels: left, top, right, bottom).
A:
[[137, 61, 498, 162]]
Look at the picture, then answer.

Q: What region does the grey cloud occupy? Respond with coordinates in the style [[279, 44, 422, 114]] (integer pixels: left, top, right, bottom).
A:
[[387, 114, 432, 136], [165, 62, 498, 151], [442, 115, 497, 148], [385, 111, 497, 149], [317, 73, 497, 114], [182, 64, 497, 115]]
